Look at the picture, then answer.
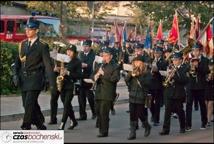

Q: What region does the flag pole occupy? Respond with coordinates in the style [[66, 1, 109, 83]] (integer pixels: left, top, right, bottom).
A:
[[196, 17, 214, 42], [175, 9, 181, 49]]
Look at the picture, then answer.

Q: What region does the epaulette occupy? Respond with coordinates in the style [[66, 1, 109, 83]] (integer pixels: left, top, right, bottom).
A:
[[39, 39, 47, 45]]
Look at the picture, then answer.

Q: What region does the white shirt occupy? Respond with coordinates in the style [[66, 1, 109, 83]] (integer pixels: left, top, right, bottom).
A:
[[28, 36, 38, 46]]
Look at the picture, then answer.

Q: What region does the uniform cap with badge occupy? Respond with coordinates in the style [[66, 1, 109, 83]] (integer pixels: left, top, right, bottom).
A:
[[83, 39, 92, 47], [25, 17, 40, 29]]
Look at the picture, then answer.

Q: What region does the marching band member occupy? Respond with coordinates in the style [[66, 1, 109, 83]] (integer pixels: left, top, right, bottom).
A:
[[92, 47, 120, 137], [78, 39, 96, 120], [150, 46, 168, 126], [125, 56, 152, 140], [56, 45, 82, 130], [205, 58, 214, 126], [160, 51, 188, 135], [186, 43, 209, 131]]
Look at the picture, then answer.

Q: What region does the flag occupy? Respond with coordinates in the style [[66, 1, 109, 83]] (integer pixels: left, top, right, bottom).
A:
[[156, 20, 163, 40], [121, 21, 127, 46], [134, 25, 137, 41], [198, 18, 214, 57], [144, 25, 152, 49], [189, 15, 196, 39], [114, 21, 121, 46], [168, 11, 180, 44], [195, 16, 200, 39]]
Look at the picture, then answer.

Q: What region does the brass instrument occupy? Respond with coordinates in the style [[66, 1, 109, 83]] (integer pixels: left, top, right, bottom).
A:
[[92, 63, 104, 90], [189, 62, 197, 78], [53, 41, 67, 92], [151, 58, 158, 74], [165, 38, 194, 61], [207, 65, 214, 81], [163, 65, 177, 87], [56, 61, 64, 92]]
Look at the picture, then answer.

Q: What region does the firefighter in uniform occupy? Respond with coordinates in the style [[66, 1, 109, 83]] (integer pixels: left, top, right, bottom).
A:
[[160, 51, 188, 135], [92, 47, 120, 137], [14, 17, 57, 130]]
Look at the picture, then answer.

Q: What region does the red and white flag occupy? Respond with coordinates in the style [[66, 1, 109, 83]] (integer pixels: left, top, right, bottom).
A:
[[168, 11, 180, 44], [198, 22, 213, 57]]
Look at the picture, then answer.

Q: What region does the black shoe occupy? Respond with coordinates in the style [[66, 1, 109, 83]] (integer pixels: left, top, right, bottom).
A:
[[126, 110, 130, 113], [68, 121, 78, 130], [58, 122, 65, 130], [185, 126, 192, 132], [37, 124, 47, 130], [200, 124, 206, 130], [77, 117, 87, 121], [97, 133, 108, 137], [153, 122, 160, 126], [21, 125, 31, 130], [180, 129, 185, 133], [48, 120, 57, 125], [159, 130, 169, 135], [136, 125, 139, 130], [111, 109, 116, 115], [194, 107, 199, 111], [144, 125, 151, 137], [92, 114, 96, 120]]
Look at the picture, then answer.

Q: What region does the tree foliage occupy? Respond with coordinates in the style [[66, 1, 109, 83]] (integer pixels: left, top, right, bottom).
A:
[[0, 42, 19, 95], [132, 1, 214, 32]]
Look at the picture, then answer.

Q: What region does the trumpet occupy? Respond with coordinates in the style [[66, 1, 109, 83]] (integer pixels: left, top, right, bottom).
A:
[[163, 65, 177, 87], [56, 61, 64, 92]]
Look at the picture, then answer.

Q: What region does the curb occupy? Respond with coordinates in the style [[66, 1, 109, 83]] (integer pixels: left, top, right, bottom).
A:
[[0, 99, 129, 122]]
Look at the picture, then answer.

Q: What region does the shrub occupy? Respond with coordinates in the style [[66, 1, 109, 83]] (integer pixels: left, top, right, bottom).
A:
[[0, 41, 19, 95]]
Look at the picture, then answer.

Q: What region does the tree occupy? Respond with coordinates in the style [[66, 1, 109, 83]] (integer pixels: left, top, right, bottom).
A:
[[132, 1, 213, 32]]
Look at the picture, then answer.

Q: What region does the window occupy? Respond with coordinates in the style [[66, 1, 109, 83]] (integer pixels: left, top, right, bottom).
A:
[[7, 20, 14, 33], [0, 20, 4, 33], [16, 19, 27, 33]]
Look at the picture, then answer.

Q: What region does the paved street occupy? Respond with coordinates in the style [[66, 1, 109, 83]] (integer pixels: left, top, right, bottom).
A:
[[1, 101, 213, 143], [0, 79, 213, 143]]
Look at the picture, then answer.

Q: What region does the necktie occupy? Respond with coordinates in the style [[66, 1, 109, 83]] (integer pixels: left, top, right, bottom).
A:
[[26, 41, 31, 54]]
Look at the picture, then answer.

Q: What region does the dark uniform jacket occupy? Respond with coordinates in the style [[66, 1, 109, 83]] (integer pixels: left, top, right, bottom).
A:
[[15, 38, 56, 91], [150, 57, 168, 90], [93, 60, 120, 101], [165, 64, 189, 101], [189, 55, 209, 90], [63, 57, 82, 90], [125, 72, 152, 104], [78, 49, 95, 87]]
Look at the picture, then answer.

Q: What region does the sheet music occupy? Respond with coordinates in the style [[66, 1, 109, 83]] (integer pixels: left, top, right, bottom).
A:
[[159, 70, 167, 76], [83, 79, 95, 84], [95, 56, 103, 64], [123, 64, 133, 72], [50, 51, 71, 63]]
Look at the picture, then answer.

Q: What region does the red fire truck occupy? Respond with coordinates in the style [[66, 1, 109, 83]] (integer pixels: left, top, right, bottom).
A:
[[0, 15, 89, 43]]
